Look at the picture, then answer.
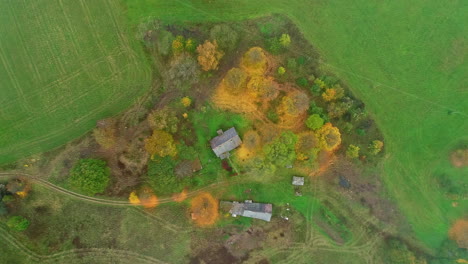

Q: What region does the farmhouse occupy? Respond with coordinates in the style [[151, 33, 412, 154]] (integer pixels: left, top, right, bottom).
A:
[[220, 200, 273, 222], [210, 127, 242, 159]]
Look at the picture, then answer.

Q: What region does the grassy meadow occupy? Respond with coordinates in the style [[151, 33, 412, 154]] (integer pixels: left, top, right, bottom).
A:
[[122, 0, 467, 249], [0, 0, 151, 164]]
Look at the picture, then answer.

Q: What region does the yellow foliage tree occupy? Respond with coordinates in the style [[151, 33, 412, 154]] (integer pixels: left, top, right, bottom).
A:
[[196, 40, 224, 71], [144, 130, 177, 157], [181, 96, 192, 107], [317, 123, 342, 151], [322, 88, 337, 102]]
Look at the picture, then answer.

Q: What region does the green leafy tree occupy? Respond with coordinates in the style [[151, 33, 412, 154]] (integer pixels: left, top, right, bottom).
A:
[[264, 131, 298, 166], [147, 157, 189, 195], [210, 24, 239, 51], [279, 33, 291, 47], [185, 38, 197, 53], [7, 216, 30, 231], [69, 159, 110, 195], [306, 114, 324, 130], [346, 145, 360, 159]]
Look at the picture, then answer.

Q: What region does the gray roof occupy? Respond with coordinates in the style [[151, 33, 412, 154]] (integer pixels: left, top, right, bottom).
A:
[[221, 200, 273, 222], [210, 127, 242, 158], [292, 176, 304, 186]]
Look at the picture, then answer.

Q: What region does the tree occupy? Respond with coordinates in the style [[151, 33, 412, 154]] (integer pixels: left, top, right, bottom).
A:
[[295, 132, 320, 161], [247, 77, 279, 100], [147, 107, 179, 133], [157, 30, 174, 56], [281, 91, 310, 116], [147, 156, 185, 195], [223, 67, 248, 95], [317, 123, 341, 151], [210, 24, 239, 51], [327, 100, 353, 119], [305, 114, 324, 130], [346, 145, 360, 159], [185, 38, 197, 53], [128, 191, 140, 205], [322, 85, 345, 102], [449, 219, 468, 249], [264, 131, 298, 166], [241, 47, 267, 75], [172, 35, 185, 55], [69, 159, 110, 195], [190, 192, 219, 226], [196, 40, 224, 71], [168, 54, 200, 88], [7, 216, 29, 231], [369, 140, 384, 155], [144, 130, 177, 157], [279, 33, 291, 47]]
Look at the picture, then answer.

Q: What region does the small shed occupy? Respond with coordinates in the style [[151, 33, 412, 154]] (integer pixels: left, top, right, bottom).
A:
[[210, 127, 242, 159], [292, 176, 304, 186]]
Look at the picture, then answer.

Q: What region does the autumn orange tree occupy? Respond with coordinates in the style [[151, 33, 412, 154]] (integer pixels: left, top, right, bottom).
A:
[[449, 219, 468, 249], [196, 40, 224, 71], [316, 123, 341, 151], [144, 130, 177, 157], [190, 192, 219, 226]]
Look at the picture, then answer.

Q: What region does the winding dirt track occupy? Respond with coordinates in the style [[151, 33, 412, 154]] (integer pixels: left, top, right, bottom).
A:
[[0, 172, 226, 206]]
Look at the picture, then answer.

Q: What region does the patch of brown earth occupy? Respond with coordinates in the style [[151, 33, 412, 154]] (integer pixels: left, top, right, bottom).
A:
[[450, 149, 468, 168]]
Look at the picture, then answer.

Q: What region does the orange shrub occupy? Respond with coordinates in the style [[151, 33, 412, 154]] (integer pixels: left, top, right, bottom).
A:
[[190, 192, 219, 226]]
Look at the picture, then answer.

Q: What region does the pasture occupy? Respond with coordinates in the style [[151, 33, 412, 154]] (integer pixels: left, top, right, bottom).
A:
[[0, 0, 151, 164], [124, 0, 468, 249]]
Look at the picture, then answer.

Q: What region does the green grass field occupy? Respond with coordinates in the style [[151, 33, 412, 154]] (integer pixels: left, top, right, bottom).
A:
[[1, 0, 466, 254], [124, 0, 468, 250], [0, 0, 151, 164]]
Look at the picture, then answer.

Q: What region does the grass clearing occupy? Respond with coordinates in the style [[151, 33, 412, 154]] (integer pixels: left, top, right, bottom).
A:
[[0, 0, 151, 164], [123, 0, 467, 249]]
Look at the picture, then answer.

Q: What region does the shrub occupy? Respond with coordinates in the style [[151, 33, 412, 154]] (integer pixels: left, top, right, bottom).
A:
[[266, 37, 282, 54], [172, 35, 185, 55], [369, 140, 384, 155], [69, 159, 110, 195], [305, 114, 324, 130], [7, 216, 29, 231], [185, 38, 197, 53], [279, 33, 291, 47], [346, 145, 360, 159], [277, 66, 286, 75]]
